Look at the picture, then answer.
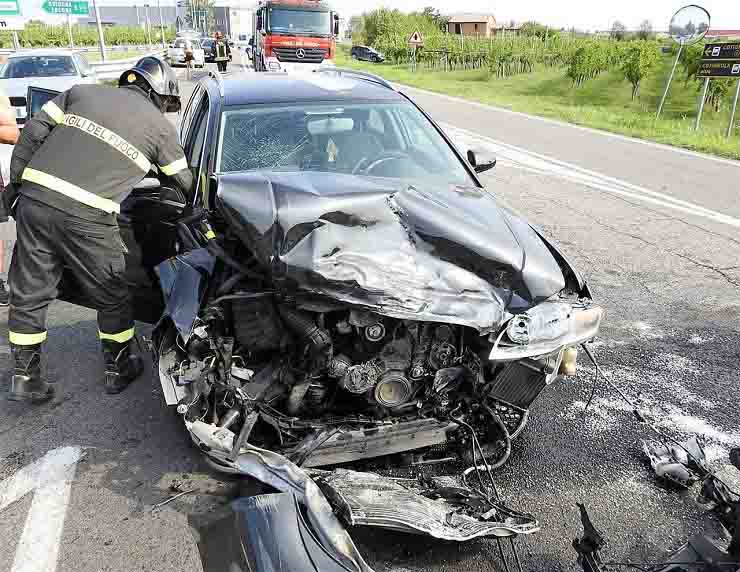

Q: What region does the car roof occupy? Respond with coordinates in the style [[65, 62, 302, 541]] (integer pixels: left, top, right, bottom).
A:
[[9, 49, 77, 58], [219, 73, 404, 106]]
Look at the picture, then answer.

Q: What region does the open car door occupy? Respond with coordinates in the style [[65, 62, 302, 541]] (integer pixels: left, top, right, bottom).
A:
[[27, 86, 200, 325]]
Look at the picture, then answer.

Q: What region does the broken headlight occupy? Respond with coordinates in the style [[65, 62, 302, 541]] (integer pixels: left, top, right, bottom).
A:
[[506, 302, 572, 345]]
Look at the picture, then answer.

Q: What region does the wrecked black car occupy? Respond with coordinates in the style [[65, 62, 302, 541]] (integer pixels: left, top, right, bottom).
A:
[[51, 71, 603, 550]]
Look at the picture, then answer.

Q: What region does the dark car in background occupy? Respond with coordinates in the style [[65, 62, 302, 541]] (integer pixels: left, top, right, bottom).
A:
[[351, 45, 385, 63], [201, 38, 216, 62]]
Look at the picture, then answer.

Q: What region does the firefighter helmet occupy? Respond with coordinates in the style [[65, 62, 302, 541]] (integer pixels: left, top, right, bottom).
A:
[[119, 56, 181, 113]]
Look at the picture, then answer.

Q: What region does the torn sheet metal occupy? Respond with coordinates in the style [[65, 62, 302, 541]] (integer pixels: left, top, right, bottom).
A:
[[155, 248, 216, 343], [187, 420, 375, 572], [217, 171, 587, 334], [313, 468, 539, 541]]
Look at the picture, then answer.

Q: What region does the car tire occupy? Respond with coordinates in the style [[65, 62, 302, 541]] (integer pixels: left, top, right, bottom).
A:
[[352, 54, 358, 60]]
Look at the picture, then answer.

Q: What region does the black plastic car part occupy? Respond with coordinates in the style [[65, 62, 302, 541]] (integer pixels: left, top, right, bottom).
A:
[[195, 492, 353, 572]]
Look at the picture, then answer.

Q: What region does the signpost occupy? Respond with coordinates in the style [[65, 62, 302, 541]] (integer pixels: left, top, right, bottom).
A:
[[694, 43, 740, 136], [657, 5, 711, 118], [42, 1, 89, 49], [408, 30, 423, 72]]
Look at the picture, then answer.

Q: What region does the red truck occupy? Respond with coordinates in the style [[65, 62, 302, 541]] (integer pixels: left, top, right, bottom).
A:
[[253, 0, 339, 73]]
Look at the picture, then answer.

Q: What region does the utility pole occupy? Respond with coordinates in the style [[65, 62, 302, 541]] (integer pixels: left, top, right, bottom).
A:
[[92, 0, 106, 62], [158, 0, 165, 47], [145, 4, 152, 46], [67, 13, 74, 48]]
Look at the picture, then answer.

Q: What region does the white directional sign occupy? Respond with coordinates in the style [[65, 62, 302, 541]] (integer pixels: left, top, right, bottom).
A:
[[0, 0, 20, 15], [0, 16, 25, 30]]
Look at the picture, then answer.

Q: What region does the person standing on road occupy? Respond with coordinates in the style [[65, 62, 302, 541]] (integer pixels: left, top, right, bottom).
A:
[[6, 56, 193, 403], [214, 32, 230, 73], [0, 87, 20, 307]]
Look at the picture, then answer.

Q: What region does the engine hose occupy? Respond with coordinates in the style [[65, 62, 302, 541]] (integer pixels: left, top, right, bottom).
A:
[[177, 222, 200, 250], [206, 240, 263, 280], [216, 270, 250, 296]]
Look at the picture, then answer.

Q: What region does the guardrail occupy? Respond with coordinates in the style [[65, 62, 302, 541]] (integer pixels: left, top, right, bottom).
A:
[[0, 45, 166, 56], [90, 49, 167, 80]]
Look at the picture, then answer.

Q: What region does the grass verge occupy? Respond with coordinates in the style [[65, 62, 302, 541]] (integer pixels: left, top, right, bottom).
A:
[[336, 50, 740, 160]]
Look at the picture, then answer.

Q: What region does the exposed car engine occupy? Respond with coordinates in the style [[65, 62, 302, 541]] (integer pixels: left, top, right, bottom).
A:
[[159, 292, 563, 469]]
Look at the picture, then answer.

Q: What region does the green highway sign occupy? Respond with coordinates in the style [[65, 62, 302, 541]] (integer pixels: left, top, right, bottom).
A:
[[42, 0, 89, 15], [0, 0, 20, 16]]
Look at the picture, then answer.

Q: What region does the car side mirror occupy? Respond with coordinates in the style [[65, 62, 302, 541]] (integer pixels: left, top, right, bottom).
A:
[[467, 149, 496, 174], [333, 14, 340, 36]]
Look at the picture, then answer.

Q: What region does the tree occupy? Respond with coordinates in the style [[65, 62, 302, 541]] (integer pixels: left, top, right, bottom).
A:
[[611, 21, 627, 41], [637, 19, 653, 40], [621, 41, 660, 99], [420, 6, 448, 31]]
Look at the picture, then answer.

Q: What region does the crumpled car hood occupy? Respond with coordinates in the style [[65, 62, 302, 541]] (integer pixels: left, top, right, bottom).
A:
[[217, 171, 582, 333]]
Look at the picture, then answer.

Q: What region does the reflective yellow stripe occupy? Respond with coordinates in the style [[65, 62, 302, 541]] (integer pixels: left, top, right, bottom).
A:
[[99, 328, 135, 343], [41, 101, 64, 124], [22, 168, 120, 214], [61, 114, 151, 173], [205, 230, 216, 240], [9, 331, 48, 345], [160, 157, 188, 176]]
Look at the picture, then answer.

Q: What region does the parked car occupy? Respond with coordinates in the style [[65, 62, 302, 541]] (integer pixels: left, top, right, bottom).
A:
[[167, 38, 205, 68], [351, 45, 385, 63], [0, 49, 96, 126]]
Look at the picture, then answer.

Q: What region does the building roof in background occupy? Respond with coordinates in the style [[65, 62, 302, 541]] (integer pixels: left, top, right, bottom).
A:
[[706, 29, 740, 37], [447, 13, 495, 24]]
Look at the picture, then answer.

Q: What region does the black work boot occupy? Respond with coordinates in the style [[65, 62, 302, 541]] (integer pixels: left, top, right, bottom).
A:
[[102, 340, 144, 395], [8, 344, 55, 403]]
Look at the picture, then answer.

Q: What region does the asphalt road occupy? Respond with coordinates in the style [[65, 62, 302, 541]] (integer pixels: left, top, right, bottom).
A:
[[0, 53, 739, 572]]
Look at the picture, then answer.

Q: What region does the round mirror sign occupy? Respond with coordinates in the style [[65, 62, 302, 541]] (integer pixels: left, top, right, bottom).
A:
[[669, 4, 711, 46]]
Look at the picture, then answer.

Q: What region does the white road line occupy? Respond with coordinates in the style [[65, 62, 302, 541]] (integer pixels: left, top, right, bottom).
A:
[[402, 85, 740, 169], [0, 447, 83, 572], [442, 122, 740, 229]]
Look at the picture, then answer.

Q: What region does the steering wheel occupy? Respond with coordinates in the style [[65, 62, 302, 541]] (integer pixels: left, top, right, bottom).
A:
[[352, 151, 410, 175]]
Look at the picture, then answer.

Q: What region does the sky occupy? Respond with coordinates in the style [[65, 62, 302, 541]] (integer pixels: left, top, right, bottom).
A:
[[20, 0, 740, 30]]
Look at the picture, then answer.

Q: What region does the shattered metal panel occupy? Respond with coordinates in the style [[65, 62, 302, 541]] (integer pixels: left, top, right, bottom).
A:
[[217, 171, 569, 333], [315, 469, 539, 541]]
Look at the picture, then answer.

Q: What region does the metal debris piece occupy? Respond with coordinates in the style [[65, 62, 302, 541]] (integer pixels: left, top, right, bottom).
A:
[[151, 489, 194, 512], [642, 437, 708, 488], [573, 504, 606, 572], [314, 468, 539, 541]]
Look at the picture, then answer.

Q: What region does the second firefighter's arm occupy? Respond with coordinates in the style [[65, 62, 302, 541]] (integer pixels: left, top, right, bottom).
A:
[[155, 121, 195, 203], [10, 90, 70, 185]]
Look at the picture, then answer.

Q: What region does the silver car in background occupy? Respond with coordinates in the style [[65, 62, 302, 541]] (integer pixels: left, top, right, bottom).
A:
[[0, 49, 97, 127]]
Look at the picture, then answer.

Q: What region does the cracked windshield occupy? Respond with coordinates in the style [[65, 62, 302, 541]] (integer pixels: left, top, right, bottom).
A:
[[0, 1, 738, 572]]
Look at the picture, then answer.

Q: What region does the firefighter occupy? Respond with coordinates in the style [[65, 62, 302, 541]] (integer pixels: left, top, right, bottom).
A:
[[0, 86, 20, 307], [214, 31, 230, 72], [6, 56, 193, 403]]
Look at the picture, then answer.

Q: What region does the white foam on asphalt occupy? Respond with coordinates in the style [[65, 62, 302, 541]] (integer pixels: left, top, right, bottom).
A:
[[442, 123, 740, 229], [564, 345, 739, 463]]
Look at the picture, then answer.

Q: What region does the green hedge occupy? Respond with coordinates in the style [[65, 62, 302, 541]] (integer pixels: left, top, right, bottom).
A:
[[0, 23, 176, 49]]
